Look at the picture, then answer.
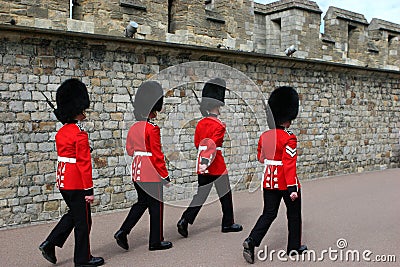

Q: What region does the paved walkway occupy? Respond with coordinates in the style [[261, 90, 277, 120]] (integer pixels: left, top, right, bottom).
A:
[[1, 169, 399, 267]]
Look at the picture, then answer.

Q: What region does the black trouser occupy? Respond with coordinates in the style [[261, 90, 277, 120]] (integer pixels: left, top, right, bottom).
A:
[[181, 174, 234, 227], [46, 190, 92, 264], [249, 189, 302, 252], [120, 182, 164, 245]]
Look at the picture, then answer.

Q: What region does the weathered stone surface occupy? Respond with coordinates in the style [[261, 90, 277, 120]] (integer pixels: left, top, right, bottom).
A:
[[44, 201, 59, 212], [0, 21, 399, 228], [1, 0, 399, 69]]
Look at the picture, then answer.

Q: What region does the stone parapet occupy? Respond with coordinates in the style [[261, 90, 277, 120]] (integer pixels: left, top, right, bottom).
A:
[[0, 0, 399, 70]]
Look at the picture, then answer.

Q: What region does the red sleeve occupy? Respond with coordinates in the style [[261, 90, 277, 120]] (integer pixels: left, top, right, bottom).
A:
[[282, 135, 298, 191], [198, 138, 217, 166], [149, 126, 169, 179], [75, 131, 93, 193], [257, 134, 264, 163], [126, 126, 134, 156], [211, 123, 225, 147], [195, 120, 224, 168], [194, 122, 201, 148]]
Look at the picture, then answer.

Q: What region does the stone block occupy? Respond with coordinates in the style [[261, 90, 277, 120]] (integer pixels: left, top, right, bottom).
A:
[[27, 6, 48, 18], [111, 192, 126, 204], [44, 201, 60, 212], [26, 203, 42, 214], [113, 94, 131, 103], [67, 19, 95, 33], [34, 18, 52, 29], [25, 162, 38, 175]]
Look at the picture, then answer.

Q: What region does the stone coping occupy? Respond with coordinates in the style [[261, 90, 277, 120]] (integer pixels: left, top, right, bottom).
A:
[[1, 24, 399, 76]]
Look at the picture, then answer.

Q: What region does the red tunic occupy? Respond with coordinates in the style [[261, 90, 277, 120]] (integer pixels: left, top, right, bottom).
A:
[[55, 123, 93, 194], [126, 120, 169, 182], [195, 116, 228, 176], [258, 128, 300, 192]]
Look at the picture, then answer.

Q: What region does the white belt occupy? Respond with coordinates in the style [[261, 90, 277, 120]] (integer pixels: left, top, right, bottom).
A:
[[134, 151, 152, 156], [264, 159, 283, 166], [199, 146, 222, 151], [58, 156, 76, 163]]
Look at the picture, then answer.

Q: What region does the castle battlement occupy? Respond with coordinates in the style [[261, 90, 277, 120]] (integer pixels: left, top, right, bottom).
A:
[[0, 0, 399, 70], [262, 0, 322, 14]]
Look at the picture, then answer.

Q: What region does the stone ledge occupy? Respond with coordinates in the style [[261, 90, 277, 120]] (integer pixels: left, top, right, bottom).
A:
[[205, 10, 225, 24], [119, 0, 147, 11], [367, 42, 379, 53], [1, 24, 399, 76], [321, 33, 335, 44]]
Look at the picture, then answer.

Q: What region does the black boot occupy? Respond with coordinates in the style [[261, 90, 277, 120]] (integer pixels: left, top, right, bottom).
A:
[[243, 237, 255, 264], [149, 241, 173, 251], [114, 230, 129, 250], [177, 218, 188, 238], [298, 245, 308, 254], [287, 244, 308, 256], [222, 223, 243, 233], [39, 240, 57, 264], [75, 256, 104, 267]]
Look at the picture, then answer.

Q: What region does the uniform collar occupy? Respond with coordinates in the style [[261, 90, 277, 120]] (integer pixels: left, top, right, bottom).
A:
[[206, 113, 218, 118], [75, 121, 85, 131]]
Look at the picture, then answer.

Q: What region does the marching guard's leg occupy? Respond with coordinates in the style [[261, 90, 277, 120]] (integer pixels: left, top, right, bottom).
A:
[[183, 174, 214, 222], [283, 190, 305, 254], [115, 182, 148, 250]]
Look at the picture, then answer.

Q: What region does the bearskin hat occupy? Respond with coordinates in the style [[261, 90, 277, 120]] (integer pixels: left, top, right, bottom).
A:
[[267, 86, 299, 129], [133, 81, 164, 121], [199, 78, 226, 116], [54, 78, 90, 124]]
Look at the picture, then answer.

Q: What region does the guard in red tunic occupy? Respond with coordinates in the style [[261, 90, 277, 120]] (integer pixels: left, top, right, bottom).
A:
[[177, 78, 243, 237], [114, 81, 173, 251], [242, 86, 307, 264], [39, 78, 104, 267]]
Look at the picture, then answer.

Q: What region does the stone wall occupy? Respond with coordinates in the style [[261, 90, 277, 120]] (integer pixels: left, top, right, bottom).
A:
[[0, 25, 399, 227], [0, 0, 69, 30], [1, 0, 400, 70]]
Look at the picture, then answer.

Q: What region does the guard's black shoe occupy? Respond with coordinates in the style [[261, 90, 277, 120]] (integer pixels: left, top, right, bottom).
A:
[[39, 240, 57, 264], [149, 241, 173, 251], [296, 245, 308, 254], [287, 245, 308, 256], [222, 223, 243, 233], [114, 230, 129, 250], [243, 237, 255, 264], [75, 256, 104, 267], [177, 218, 188, 238]]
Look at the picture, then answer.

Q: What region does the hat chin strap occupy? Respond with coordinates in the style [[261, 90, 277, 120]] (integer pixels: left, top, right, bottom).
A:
[[149, 111, 157, 119], [207, 106, 220, 116], [280, 121, 292, 128]]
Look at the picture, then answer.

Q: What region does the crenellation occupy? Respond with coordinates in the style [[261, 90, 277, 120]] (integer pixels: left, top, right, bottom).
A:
[[323, 7, 369, 65], [368, 18, 400, 69], [12, 0, 391, 68], [263, 0, 321, 14]]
